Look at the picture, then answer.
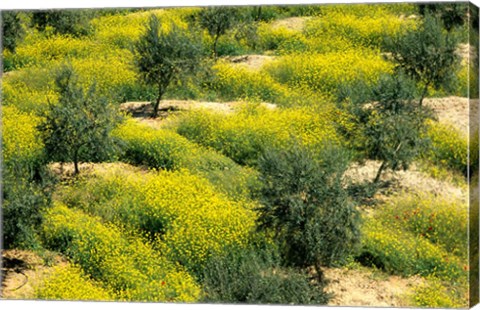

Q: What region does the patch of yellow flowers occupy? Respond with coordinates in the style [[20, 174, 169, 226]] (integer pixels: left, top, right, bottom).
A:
[[361, 193, 467, 282], [35, 264, 115, 301], [2, 106, 43, 166], [177, 103, 342, 166], [113, 119, 259, 199], [55, 164, 257, 272], [43, 202, 201, 302]]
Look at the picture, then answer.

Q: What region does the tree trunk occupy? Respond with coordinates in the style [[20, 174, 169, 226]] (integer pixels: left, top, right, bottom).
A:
[[418, 82, 430, 107], [213, 34, 219, 59], [73, 150, 80, 176], [373, 161, 386, 184], [152, 87, 164, 118], [255, 6, 262, 21], [314, 262, 324, 284]]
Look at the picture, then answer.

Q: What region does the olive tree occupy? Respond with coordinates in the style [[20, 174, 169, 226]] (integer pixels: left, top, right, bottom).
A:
[[30, 9, 95, 36], [134, 15, 200, 117], [38, 65, 122, 175], [418, 3, 467, 32], [256, 144, 360, 283], [386, 14, 460, 106], [338, 74, 433, 184], [198, 6, 240, 58], [2, 11, 25, 52]]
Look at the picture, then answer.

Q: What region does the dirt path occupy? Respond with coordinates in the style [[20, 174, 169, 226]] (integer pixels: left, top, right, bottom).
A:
[[324, 267, 422, 307], [1, 250, 67, 299]]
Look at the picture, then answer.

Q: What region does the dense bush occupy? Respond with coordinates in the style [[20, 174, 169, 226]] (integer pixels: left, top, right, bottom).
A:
[[201, 246, 329, 304], [2, 11, 25, 52], [55, 165, 257, 273], [36, 265, 115, 301], [42, 203, 201, 302], [256, 144, 360, 282]]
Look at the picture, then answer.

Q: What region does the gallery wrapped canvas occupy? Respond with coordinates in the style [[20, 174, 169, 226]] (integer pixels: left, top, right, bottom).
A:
[[0, 1, 479, 308]]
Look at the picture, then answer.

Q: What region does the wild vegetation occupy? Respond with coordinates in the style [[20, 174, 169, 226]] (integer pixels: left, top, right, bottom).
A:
[[1, 3, 476, 307]]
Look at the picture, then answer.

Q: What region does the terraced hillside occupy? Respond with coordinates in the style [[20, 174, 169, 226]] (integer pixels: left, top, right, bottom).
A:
[[1, 3, 477, 307]]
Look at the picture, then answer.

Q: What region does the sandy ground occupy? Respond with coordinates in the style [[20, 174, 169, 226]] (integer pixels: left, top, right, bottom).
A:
[[1, 250, 67, 300], [424, 96, 476, 134], [324, 267, 423, 307], [271, 16, 311, 31], [226, 54, 276, 71], [346, 160, 467, 203]]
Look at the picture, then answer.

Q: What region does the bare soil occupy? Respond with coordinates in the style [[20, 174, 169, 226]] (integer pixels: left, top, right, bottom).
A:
[[346, 160, 467, 203], [324, 267, 423, 307], [424, 96, 476, 134], [271, 16, 311, 31], [226, 54, 276, 71], [1, 250, 67, 300]]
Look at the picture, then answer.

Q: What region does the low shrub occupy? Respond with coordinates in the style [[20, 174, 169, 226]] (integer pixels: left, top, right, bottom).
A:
[[210, 61, 288, 102], [201, 245, 329, 304], [113, 119, 260, 199], [360, 218, 465, 281], [359, 193, 468, 282], [13, 35, 104, 68], [304, 12, 415, 49], [42, 202, 201, 302], [256, 23, 308, 52], [2, 106, 51, 249], [2, 68, 59, 114], [91, 8, 191, 49], [410, 276, 467, 308], [318, 3, 417, 17], [423, 120, 471, 176], [264, 50, 393, 97], [378, 194, 468, 259], [2, 106, 44, 168], [35, 264, 115, 301]]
